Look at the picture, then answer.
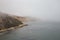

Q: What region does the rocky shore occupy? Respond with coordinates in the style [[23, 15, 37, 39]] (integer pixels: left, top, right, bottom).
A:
[[0, 12, 28, 33], [0, 24, 27, 33]]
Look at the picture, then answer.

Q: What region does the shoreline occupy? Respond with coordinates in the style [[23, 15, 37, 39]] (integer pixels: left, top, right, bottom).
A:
[[0, 24, 27, 33]]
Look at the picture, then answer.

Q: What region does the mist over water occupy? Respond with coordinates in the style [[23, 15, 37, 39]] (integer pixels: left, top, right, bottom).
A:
[[0, 0, 60, 40], [0, 0, 60, 22]]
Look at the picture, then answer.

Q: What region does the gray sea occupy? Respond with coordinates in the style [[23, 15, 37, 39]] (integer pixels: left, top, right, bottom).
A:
[[0, 21, 60, 40]]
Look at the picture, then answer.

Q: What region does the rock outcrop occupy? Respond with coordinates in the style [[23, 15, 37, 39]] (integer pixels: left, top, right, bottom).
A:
[[0, 12, 24, 32]]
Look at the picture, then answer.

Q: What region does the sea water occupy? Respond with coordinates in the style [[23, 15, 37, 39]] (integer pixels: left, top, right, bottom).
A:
[[0, 21, 60, 40]]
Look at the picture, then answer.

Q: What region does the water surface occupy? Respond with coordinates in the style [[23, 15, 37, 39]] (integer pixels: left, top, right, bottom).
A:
[[0, 21, 60, 40]]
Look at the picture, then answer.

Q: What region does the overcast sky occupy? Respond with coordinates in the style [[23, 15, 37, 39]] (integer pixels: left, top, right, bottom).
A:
[[0, 0, 60, 21]]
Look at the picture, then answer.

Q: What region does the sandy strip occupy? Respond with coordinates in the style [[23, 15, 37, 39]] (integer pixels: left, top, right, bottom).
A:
[[0, 24, 27, 33]]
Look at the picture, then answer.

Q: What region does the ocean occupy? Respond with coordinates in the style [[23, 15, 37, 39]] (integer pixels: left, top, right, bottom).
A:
[[0, 21, 60, 40]]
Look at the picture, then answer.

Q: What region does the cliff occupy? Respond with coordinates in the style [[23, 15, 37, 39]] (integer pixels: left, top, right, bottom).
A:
[[0, 12, 27, 32]]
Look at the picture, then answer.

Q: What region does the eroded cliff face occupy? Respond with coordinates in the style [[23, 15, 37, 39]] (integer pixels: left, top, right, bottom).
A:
[[13, 16, 36, 23], [0, 12, 23, 31], [13, 16, 29, 22]]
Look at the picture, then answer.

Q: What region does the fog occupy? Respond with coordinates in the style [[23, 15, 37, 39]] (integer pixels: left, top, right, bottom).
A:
[[0, 0, 60, 21]]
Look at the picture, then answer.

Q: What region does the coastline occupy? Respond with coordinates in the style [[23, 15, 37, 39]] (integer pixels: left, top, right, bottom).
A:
[[0, 24, 27, 33], [0, 12, 30, 33]]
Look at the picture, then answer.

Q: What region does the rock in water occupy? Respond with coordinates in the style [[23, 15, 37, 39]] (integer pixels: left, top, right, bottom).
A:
[[0, 12, 23, 32]]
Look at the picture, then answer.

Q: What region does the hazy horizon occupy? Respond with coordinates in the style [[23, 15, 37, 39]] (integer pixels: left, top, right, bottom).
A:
[[0, 0, 60, 22]]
